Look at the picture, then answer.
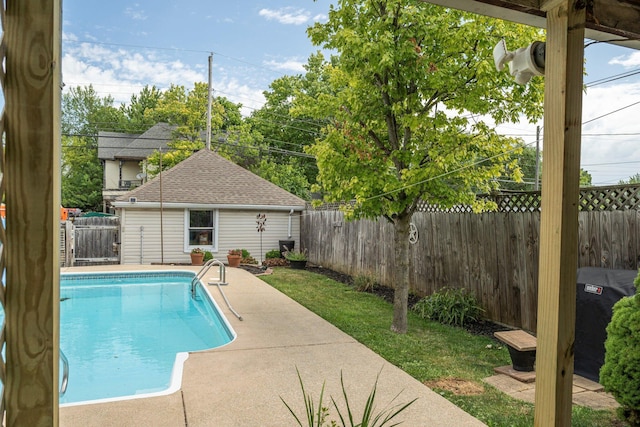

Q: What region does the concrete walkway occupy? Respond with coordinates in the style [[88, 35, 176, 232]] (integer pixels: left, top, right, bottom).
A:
[[59, 265, 485, 426]]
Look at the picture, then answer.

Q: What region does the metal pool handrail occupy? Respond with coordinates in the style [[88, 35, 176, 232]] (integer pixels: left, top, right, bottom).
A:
[[60, 348, 69, 396], [192, 259, 243, 321]]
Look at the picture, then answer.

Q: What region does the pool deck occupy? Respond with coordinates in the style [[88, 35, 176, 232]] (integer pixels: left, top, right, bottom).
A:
[[59, 264, 486, 427]]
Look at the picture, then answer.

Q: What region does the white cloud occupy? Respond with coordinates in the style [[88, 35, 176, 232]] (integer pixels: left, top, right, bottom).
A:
[[263, 58, 306, 73], [489, 81, 640, 186], [258, 7, 310, 25], [215, 78, 266, 116], [124, 5, 147, 21], [312, 13, 328, 22], [580, 83, 640, 184], [62, 37, 206, 105], [62, 33, 266, 116], [608, 51, 640, 68]]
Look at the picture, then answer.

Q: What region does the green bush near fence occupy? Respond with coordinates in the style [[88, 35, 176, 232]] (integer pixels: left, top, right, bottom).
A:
[[600, 271, 640, 426], [412, 287, 484, 327]]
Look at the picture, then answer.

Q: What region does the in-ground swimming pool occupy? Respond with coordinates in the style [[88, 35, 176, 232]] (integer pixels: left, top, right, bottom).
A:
[[59, 271, 235, 405]]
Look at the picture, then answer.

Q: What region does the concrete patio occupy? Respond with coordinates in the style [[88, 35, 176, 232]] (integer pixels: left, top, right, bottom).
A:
[[59, 265, 486, 426]]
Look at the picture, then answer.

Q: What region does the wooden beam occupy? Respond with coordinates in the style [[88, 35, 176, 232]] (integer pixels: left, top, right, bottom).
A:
[[420, 0, 640, 50], [4, 1, 61, 425], [534, 1, 585, 425]]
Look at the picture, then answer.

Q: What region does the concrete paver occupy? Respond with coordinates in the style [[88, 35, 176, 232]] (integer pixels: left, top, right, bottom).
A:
[[60, 265, 486, 426], [484, 373, 619, 410]]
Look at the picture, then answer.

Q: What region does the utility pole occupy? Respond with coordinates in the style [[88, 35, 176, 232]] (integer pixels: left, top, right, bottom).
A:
[[206, 53, 213, 150], [535, 125, 541, 191]]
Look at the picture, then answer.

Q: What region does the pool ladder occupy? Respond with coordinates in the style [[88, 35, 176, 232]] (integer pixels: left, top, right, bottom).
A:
[[192, 259, 243, 321], [60, 348, 69, 396]]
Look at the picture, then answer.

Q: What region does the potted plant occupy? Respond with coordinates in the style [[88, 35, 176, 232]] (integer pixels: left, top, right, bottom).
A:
[[190, 248, 205, 266], [284, 248, 308, 270], [227, 249, 242, 267]]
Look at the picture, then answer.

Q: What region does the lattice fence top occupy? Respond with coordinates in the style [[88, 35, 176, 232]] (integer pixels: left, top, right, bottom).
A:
[[310, 184, 640, 213]]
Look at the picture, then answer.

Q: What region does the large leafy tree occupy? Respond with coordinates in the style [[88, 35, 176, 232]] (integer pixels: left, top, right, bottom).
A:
[[119, 85, 162, 133], [145, 83, 265, 175], [296, 1, 545, 333], [61, 85, 125, 211], [249, 53, 332, 186]]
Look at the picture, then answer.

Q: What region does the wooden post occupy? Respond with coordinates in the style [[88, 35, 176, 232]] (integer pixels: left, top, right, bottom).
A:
[[4, 1, 61, 425], [534, 0, 585, 425]]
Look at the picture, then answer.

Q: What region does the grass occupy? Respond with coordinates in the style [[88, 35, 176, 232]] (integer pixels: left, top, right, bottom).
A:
[[259, 268, 622, 427]]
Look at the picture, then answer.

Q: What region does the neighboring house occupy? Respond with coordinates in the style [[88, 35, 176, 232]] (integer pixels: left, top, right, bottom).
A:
[[98, 123, 174, 212], [111, 149, 307, 265]]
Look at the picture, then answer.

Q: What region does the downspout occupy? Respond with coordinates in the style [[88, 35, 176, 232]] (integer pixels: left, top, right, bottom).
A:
[[288, 209, 294, 239], [140, 225, 144, 264]]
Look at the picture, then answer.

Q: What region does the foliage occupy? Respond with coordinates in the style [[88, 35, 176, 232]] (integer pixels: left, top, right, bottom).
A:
[[228, 249, 242, 256], [203, 251, 214, 262], [118, 85, 162, 133], [61, 85, 126, 211], [619, 173, 640, 185], [215, 122, 268, 171], [266, 249, 283, 259], [412, 288, 484, 327], [285, 248, 308, 261], [143, 84, 257, 176], [281, 368, 416, 427], [261, 268, 621, 426], [248, 52, 331, 186], [579, 168, 593, 187], [191, 248, 204, 254], [294, 1, 545, 333], [600, 271, 640, 426], [255, 158, 311, 200], [353, 275, 376, 292]]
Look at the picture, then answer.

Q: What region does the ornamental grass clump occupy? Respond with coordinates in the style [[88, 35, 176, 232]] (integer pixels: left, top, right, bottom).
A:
[[600, 270, 640, 426], [412, 287, 484, 327], [281, 368, 416, 427]]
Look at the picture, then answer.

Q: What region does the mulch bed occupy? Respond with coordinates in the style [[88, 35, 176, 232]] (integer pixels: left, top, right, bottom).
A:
[[244, 263, 507, 339]]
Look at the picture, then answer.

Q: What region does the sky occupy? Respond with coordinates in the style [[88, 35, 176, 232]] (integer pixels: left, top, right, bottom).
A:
[[61, 1, 640, 186]]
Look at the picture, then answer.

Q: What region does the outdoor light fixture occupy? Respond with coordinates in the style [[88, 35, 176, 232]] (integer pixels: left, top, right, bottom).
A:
[[493, 39, 546, 85]]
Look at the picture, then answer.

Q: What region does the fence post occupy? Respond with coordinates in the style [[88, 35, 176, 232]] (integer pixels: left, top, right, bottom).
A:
[[66, 221, 75, 267]]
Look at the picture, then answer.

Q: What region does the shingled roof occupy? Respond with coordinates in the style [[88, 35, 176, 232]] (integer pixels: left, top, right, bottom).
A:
[[114, 149, 306, 208], [97, 123, 174, 161]]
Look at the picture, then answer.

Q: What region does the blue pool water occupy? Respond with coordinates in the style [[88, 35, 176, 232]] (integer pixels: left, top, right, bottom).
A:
[[59, 271, 235, 405]]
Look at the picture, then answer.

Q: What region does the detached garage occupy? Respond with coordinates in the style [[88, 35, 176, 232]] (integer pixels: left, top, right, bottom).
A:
[[111, 149, 306, 264]]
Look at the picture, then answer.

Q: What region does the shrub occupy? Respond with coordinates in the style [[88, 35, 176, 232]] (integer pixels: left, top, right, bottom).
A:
[[353, 275, 376, 292], [284, 248, 308, 261], [600, 271, 640, 426], [412, 287, 484, 327], [265, 249, 281, 259], [203, 251, 213, 262]]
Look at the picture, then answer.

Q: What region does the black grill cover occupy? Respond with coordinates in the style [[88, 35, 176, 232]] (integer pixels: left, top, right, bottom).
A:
[[575, 267, 637, 382]]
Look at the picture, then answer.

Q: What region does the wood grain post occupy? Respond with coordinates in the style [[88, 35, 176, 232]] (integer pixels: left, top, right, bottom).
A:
[[534, 0, 585, 425], [4, 1, 61, 425]]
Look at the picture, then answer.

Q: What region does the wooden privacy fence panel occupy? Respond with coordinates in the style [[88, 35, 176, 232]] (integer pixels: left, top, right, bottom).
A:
[[69, 216, 120, 266], [302, 208, 639, 332]]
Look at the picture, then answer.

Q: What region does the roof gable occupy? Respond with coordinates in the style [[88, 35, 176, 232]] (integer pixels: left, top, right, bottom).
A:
[[97, 131, 139, 160], [115, 149, 306, 207], [114, 123, 174, 160]]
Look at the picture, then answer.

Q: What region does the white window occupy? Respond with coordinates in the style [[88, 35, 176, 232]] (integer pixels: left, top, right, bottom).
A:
[[186, 209, 217, 251]]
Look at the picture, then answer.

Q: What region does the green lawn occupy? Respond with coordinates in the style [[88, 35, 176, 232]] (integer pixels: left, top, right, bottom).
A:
[[259, 268, 622, 427]]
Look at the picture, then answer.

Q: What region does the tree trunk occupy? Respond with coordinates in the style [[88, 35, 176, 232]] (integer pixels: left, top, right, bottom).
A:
[[391, 214, 411, 333]]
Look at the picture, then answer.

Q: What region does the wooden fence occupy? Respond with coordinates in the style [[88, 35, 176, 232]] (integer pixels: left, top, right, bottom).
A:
[[60, 216, 121, 267], [302, 185, 640, 331]]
